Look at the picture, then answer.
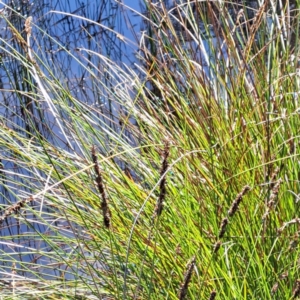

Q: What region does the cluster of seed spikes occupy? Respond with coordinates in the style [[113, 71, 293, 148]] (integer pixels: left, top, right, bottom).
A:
[[177, 256, 196, 300], [153, 141, 170, 218], [214, 185, 251, 253], [0, 196, 34, 225], [91, 146, 111, 228]]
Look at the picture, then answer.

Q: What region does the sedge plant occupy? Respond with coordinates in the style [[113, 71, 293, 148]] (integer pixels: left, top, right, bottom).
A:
[[0, 0, 299, 299]]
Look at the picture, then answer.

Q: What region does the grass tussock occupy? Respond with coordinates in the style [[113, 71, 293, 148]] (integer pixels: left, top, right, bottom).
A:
[[0, 0, 299, 299]]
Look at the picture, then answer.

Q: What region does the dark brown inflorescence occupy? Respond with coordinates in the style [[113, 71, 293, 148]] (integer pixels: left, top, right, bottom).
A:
[[218, 217, 228, 239], [228, 185, 251, 217], [91, 146, 111, 228], [154, 141, 170, 218], [178, 256, 196, 300]]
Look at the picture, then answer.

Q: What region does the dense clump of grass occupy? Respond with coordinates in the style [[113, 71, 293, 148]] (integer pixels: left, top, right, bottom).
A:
[[0, 1, 299, 299]]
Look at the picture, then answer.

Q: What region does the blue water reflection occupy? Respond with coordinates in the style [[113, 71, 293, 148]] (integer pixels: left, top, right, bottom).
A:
[[0, 0, 139, 287]]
